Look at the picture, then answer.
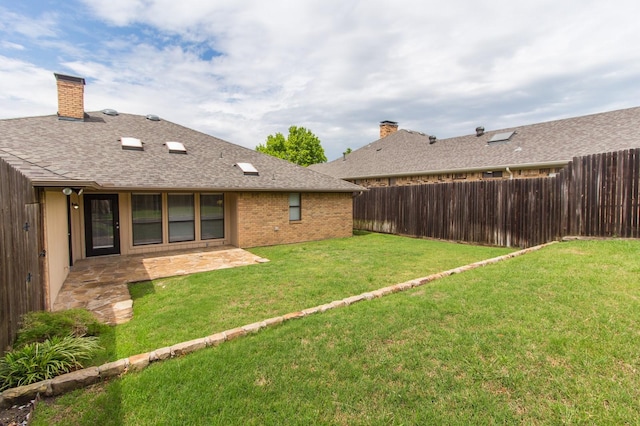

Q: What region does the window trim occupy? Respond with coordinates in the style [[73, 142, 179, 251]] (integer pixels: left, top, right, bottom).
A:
[[289, 193, 301, 221], [168, 193, 195, 243], [131, 193, 163, 246], [200, 193, 225, 240]]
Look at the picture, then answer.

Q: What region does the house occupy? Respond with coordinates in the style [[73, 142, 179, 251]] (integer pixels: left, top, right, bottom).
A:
[[0, 73, 362, 349], [310, 108, 640, 187]]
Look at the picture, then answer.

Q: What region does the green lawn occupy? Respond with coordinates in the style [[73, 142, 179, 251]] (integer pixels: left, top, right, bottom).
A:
[[34, 238, 640, 424], [102, 232, 512, 359]]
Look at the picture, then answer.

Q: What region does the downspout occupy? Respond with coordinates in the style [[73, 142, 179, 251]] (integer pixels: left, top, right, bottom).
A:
[[505, 167, 514, 180]]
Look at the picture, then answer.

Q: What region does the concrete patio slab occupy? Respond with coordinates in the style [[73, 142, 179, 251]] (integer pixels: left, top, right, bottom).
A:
[[52, 246, 268, 325]]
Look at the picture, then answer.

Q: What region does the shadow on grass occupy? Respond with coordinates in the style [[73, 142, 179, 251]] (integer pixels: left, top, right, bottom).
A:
[[127, 281, 156, 300]]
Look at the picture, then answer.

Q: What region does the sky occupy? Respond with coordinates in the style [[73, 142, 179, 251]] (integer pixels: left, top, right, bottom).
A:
[[1, 1, 640, 161]]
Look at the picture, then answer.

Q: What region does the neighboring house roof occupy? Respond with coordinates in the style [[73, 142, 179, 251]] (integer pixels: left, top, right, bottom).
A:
[[310, 107, 640, 180], [0, 112, 362, 192]]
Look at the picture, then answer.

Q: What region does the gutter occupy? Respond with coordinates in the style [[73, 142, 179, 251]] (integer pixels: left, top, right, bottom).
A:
[[34, 181, 366, 194], [339, 160, 569, 181]]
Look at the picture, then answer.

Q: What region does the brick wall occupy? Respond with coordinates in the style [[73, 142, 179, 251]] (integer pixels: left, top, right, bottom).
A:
[[236, 192, 353, 247], [56, 79, 84, 120], [353, 167, 564, 188], [379, 122, 398, 138]]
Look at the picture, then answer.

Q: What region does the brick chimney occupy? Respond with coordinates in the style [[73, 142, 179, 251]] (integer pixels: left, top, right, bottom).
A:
[[379, 120, 398, 138], [54, 73, 86, 121]]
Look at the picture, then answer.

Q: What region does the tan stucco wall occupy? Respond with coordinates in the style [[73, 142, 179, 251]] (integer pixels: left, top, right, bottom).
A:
[[44, 191, 70, 307], [235, 192, 353, 248]]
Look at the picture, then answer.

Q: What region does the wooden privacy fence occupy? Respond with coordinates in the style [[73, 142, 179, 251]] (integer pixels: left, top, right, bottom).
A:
[[0, 158, 44, 352], [353, 149, 640, 248]]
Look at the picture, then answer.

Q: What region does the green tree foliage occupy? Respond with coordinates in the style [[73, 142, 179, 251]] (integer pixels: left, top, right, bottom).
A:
[[256, 126, 327, 166]]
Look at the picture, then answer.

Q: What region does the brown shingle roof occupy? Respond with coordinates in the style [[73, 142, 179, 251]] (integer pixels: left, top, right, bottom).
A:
[[0, 112, 362, 192], [311, 107, 640, 179]]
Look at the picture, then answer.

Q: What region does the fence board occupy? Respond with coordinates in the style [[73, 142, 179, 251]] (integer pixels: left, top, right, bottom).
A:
[[353, 149, 640, 248], [0, 159, 44, 353]]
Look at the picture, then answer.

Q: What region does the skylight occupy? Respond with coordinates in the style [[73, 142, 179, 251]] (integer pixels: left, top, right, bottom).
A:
[[165, 141, 187, 154], [236, 162, 259, 175], [488, 131, 516, 143], [121, 137, 143, 151]]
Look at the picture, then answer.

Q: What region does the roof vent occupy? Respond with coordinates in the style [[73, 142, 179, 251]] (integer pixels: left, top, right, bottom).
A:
[[165, 141, 187, 154], [102, 109, 119, 116], [146, 114, 160, 121], [235, 162, 259, 176], [475, 126, 485, 137], [489, 131, 516, 143], [121, 137, 143, 151], [429, 135, 437, 144]]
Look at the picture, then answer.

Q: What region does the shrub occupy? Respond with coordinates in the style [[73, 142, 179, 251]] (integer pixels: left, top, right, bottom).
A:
[[14, 309, 106, 348], [0, 335, 101, 391]]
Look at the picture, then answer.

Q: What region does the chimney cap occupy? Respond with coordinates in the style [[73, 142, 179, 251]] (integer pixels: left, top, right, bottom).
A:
[[380, 120, 398, 125], [54, 73, 86, 85]]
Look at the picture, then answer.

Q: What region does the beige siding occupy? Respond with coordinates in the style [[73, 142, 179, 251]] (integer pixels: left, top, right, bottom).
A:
[[44, 191, 70, 307]]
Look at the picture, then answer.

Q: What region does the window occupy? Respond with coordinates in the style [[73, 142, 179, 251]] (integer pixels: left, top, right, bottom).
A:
[[483, 171, 503, 179], [289, 193, 301, 221], [488, 131, 515, 143], [132, 194, 162, 246], [201, 194, 224, 240], [168, 194, 195, 242], [165, 141, 187, 154], [235, 162, 259, 175]]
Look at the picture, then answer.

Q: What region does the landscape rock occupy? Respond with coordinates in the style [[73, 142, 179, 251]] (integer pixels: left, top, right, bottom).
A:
[[171, 338, 207, 357], [1, 380, 49, 407], [128, 353, 150, 372], [301, 306, 320, 316], [149, 347, 172, 362], [263, 316, 284, 326], [343, 295, 365, 305], [283, 311, 304, 321], [242, 321, 266, 333], [47, 368, 100, 396], [205, 333, 226, 347], [98, 359, 128, 378], [224, 328, 246, 341]]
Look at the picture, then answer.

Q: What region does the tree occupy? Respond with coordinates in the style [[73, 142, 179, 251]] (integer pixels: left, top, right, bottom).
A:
[[256, 126, 327, 166]]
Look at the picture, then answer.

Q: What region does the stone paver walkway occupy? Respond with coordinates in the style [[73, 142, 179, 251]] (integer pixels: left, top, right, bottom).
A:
[[53, 246, 268, 325]]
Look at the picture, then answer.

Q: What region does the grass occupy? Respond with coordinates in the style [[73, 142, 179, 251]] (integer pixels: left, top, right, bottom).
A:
[[32, 238, 640, 424], [104, 231, 511, 359]]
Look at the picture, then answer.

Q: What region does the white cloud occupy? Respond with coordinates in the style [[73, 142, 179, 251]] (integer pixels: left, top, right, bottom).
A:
[[0, 56, 57, 117], [1, 41, 24, 50], [0, 7, 59, 39], [2, 1, 640, 159]]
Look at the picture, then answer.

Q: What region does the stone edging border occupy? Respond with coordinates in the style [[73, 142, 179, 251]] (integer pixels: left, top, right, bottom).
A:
[[0, 241, 557, 408]]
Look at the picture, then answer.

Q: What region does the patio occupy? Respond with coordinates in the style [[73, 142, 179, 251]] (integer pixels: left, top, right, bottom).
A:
[[52, 246, 269, 325]]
